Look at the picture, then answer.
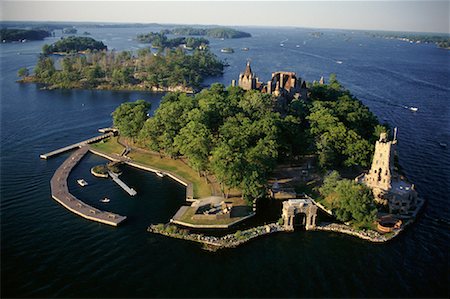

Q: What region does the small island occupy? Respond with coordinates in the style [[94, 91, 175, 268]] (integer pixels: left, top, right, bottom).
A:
[[42, 36, 107, 54], [19, 38, 224, 92], [0, 28, 51, 42], [168, 26, 251, 39], [137, 32, 209, 49], [62, 27, 77, 34], [367, 31, 450, 49]]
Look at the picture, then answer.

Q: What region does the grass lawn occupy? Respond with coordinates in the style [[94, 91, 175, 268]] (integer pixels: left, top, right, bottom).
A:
[[91, 137, 211, 198], [91, 137, 124, 155]]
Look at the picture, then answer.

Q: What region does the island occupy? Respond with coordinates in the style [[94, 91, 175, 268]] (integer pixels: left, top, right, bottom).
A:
[[367, 31, 450, 49], [168, 26, 251, 38], [19, 39, 224, 92], [41, 36, 107, 54], [34, 58, 424, 250], [137, 32, 209, 49], [0, 28, 51, 42], [76, 64, 421, 250], [62, 27, 77, 34]]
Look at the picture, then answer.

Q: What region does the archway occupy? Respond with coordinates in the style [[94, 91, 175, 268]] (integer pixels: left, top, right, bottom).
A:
[[293, 212, 306, 230]]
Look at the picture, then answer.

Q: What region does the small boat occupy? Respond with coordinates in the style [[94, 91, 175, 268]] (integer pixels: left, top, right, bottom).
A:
[[409, 107, 418, 112], [221, 48, 234, 53], [280, 43, 284, 47], [241, 47, 249, 51], [156, 171, 165, 178], [100, 197, 110, 203], [439, 142, 447, 148], [336, 60, 343, 64], [296, 45, 300, 48], [77, 179, 88, 187]]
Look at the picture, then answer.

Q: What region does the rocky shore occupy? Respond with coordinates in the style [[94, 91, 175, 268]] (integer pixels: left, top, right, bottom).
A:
[[314, 222, 406, 242], [148, 223, 286, 251]]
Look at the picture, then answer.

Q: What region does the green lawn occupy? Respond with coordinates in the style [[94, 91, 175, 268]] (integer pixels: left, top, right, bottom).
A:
[[91, 137, 124, 155], [91, 137, 211, 198]]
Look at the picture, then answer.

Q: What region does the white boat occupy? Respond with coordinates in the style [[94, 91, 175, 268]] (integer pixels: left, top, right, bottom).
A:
[[409, 107, 418, 112], [100, 197, 110, 203], [280, 43, 284, 47], [77, 179, 88, 187], [336, 60, 343, 64], [156, 171, 165, 178], [296, 45, 300, 48]]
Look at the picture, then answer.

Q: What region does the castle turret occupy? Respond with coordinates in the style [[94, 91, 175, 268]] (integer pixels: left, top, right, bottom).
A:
[[238, 61, 256, 90], [364, 132, 396, 191]]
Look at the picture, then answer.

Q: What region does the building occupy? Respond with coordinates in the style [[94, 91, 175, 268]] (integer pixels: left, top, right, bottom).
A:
[[282, 197, 317, 231], [232, 62, 308, 108], [236, 61, 263, 91], [357, 130, 418, 214]]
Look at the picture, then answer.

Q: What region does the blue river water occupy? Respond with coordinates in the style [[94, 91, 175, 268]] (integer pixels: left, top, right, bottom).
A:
[[1, 25, 449, 298]]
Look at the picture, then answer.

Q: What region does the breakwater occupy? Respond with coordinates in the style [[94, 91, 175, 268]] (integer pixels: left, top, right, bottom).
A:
[[148, 223, 285, 251], [50, 145, 127, 226]]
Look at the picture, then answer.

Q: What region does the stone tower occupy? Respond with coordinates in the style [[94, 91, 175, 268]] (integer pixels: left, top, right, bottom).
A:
[[238, 61, 256, 90], [364, 131, 397, 192]]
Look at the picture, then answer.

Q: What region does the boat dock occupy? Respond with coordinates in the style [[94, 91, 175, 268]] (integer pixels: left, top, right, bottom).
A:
[[50, 145, 127, 226], [40, 132, 114, 159], [108, 171, 137, 196]]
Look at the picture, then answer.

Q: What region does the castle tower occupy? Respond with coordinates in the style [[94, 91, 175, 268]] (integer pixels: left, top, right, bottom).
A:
[[238, 61, 256, 90], [364, 132, 397, 191]]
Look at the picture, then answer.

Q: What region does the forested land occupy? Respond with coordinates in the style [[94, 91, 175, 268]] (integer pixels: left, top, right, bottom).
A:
[[111, 75, 385, 211], [169, 27, 251, 38], [42, 36, 107, 54], [0, 28, 51, 42], [137, 32, 209, 49], [24, 46, 223, 91], [367, 31, 450, 49]]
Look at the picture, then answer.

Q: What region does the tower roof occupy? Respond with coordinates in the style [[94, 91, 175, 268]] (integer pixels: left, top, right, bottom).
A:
[[243, 61, 252, 78]]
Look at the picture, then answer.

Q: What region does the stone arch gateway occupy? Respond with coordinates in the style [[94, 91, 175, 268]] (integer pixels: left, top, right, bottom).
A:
[[282, 198, 317, 231]]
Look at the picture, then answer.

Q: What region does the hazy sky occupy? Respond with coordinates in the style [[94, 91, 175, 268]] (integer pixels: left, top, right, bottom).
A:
[[1, 1, 449, 33]]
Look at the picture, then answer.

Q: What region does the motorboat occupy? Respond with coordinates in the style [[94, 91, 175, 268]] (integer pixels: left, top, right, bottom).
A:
[[220, 48, 234, 53], [156, 171, 165, 178], [100, 197, 110, 203], [336, 60, 343, 64], [77, 179, 88, 187], [409, 107, 418, 112]]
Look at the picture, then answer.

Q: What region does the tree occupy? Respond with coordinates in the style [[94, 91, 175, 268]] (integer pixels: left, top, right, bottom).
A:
[[174, 121, 212, 173], [112, 100, 151, 140], [319, 171, 377, 228], [17, 67, 29, 79]]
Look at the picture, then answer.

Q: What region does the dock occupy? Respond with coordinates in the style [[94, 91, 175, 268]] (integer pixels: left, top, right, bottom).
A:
[[50, 145, 127, 226], [108, 171, 137, 196], [40, 132, 114, 159]]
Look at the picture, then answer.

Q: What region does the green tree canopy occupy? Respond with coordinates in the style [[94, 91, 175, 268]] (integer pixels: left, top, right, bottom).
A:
[[112, 100, 151, 140], [319, 171, 377, 228]]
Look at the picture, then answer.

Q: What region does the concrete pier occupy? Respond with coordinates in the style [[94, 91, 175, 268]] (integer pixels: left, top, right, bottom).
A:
[[50, 146, 127, 226], [40, 132, 114, 159], [108, 171, 137, 196]]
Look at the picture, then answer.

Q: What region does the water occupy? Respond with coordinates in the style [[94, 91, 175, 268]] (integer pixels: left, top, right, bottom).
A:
[[1, 26, 449, 297]]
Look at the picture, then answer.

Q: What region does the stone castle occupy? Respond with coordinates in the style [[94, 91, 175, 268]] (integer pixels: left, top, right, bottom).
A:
[[232, 62, 308, 109], [357, 129, 418, 214]]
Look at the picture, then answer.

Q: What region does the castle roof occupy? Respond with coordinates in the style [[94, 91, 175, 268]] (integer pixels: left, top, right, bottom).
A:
[[243, 61, 253, 78]]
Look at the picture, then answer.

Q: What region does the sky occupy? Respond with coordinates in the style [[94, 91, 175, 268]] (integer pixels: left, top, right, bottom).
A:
[[1, 0, 449, 33]]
